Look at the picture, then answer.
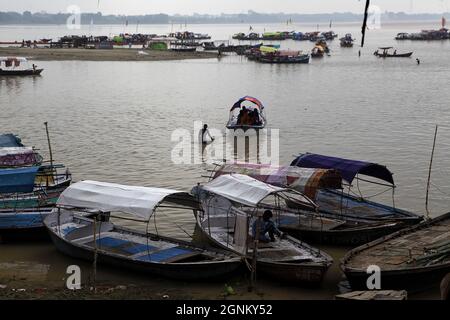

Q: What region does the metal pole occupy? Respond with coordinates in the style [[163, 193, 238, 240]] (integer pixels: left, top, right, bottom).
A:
[[425, 125, 439, 219]]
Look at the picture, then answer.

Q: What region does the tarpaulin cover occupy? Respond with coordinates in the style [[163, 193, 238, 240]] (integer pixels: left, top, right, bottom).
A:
[[230, 96, 264, 111], [214, 163, 342, 200], [291, 153, 394, 185], [0, 147, 42, 167], [57, 180, 193, 220], [0, 166, 40, 193], [0, 134, 24, 148], [203, 174, 285, 207]]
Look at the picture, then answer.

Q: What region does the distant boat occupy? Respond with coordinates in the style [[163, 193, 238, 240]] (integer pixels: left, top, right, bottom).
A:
[[340, 33, 355, 47], [374, 47, 413, 58], [0, 57, 43, 76]]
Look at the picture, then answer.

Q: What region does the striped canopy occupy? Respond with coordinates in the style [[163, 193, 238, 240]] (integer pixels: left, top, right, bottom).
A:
[[230, 96, 264, 111]]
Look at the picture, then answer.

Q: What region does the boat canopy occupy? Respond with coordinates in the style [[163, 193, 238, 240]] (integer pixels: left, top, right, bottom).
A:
[[0, 147, 42, 167], [0, 134, 24, 148], [260, 46, 278, 53], [379, 47, 393, 50], [0, 166, 40, 193], [230, 96, 264, 111], [291, 153, 394, 185], [56, 180, 195, 220], [203, 174, 287, 207], [213, 163, 342, 200]]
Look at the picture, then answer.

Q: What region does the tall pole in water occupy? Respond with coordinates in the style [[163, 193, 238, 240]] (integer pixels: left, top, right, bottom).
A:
[[425, 125, 439, 219], [44, 122, 54, 169], [361, 0, 371, 47]]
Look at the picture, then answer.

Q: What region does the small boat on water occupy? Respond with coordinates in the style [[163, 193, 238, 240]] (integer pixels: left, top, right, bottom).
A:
[[0, 57, 43, 76], [341, 212, 450, 292], [311, 46, 325, 58], [257, 46, 310, 64], [212, 162, 414, 246], [374, 47, 413, 58], [226, 96, 266, 131], [44, 180, 242, 280], [192, 174, 333, 284], [340, 34, 354, 47]]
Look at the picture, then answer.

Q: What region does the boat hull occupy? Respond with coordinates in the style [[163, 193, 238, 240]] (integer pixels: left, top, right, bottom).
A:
[[341, 212, 450, 292], [0, 69, 43, 76], [280, 221, 407, 246], [0, 210, 51, 242]]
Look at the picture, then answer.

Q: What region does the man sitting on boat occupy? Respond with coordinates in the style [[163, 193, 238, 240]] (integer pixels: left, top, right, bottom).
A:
[[252, 210, 284, 243]]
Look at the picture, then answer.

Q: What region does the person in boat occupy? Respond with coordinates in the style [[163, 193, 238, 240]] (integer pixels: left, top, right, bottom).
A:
[[252, 210, 284, 243], [32, 64, 36, 71], [251, 109, 261, 125], [393, 50, 397, 55], [200, 124, 214, 145], [240, 107, 250, 125], [416, 58, 421, 65]]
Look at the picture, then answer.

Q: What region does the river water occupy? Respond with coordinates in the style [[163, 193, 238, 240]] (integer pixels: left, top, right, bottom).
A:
[[0, 21, 449, 299]]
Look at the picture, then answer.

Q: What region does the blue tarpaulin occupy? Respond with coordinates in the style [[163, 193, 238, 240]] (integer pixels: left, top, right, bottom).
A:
[[291, 153, 394, 185], [0, 167, 39, 193], [0, 134, 24, 148]]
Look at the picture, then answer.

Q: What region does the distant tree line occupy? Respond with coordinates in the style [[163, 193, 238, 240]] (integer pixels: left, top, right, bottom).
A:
[[0, 10, 448, 25]]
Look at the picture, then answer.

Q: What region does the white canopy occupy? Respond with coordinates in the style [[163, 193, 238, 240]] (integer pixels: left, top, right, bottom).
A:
[[0, 57, 28, 62], [202, 174, 286, 207], [57, 180, 191, 220]]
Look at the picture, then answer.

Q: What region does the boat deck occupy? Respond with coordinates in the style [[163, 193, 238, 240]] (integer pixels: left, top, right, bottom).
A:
[[346, 217, 450, 270], [201, 215, 322, 263], [316, 189, 416, 220], [52, 219, 223, 264]]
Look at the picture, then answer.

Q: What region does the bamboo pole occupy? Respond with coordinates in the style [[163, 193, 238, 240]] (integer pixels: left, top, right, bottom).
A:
[[92, 216, 98, 292], [361, 0, 371, 47], [425, 125, 438, 219], [43, 122, 54, 169]]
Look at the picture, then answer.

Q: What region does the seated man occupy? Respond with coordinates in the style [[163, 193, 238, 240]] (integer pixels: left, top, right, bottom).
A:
[[252, 210, 284, 242]]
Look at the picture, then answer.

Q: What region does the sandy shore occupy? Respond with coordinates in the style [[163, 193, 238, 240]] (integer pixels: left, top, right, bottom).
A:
[[0, 47, 219, 61]]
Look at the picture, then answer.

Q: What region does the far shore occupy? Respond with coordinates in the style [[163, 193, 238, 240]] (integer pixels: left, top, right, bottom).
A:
[[0, 47, 220, 62]]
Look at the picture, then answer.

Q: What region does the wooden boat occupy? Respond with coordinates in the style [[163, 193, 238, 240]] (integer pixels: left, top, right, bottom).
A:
[[341, 212, 450, 291], [374, 47, 413, 58], [170, 46, 197, 52], [44, 180, 242, 281], [311, 46, 325, 58], [0, 165, 72, 209], [340, 34, 354, 47], [291, 153, 423, 226], [0, 207, 54, 241], [257, 47, 310, 64], [0, 57, 43, 76], [212, 162, 413, 246], [226, 96, 266, 131], [192, 174, 333, 285]]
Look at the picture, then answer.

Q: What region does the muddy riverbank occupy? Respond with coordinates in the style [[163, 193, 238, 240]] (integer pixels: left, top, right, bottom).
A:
[[0, 47, 218, 61]]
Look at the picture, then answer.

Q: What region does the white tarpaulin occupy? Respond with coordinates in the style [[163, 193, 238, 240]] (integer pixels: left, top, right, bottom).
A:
[[57, 180, 188, 220], [202, 174, 285, 207]]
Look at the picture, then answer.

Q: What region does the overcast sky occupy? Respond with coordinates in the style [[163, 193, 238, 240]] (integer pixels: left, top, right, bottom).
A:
[[0, 0, 448, 15]]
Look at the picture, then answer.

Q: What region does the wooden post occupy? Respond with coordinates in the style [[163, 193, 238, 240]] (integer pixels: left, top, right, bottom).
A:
[[92, 216, 98, 292], [361, 0, 371, 47], [44, 122, 54, 169], [425, 125, 438, 219], [249, 213, 261, 292]]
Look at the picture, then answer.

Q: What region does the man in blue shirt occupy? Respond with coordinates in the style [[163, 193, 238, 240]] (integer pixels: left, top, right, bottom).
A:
[[252, 210, 284, 243]]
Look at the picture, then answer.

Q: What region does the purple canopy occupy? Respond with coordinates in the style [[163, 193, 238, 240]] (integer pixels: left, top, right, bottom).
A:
[[291, 153, 394, 185]]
